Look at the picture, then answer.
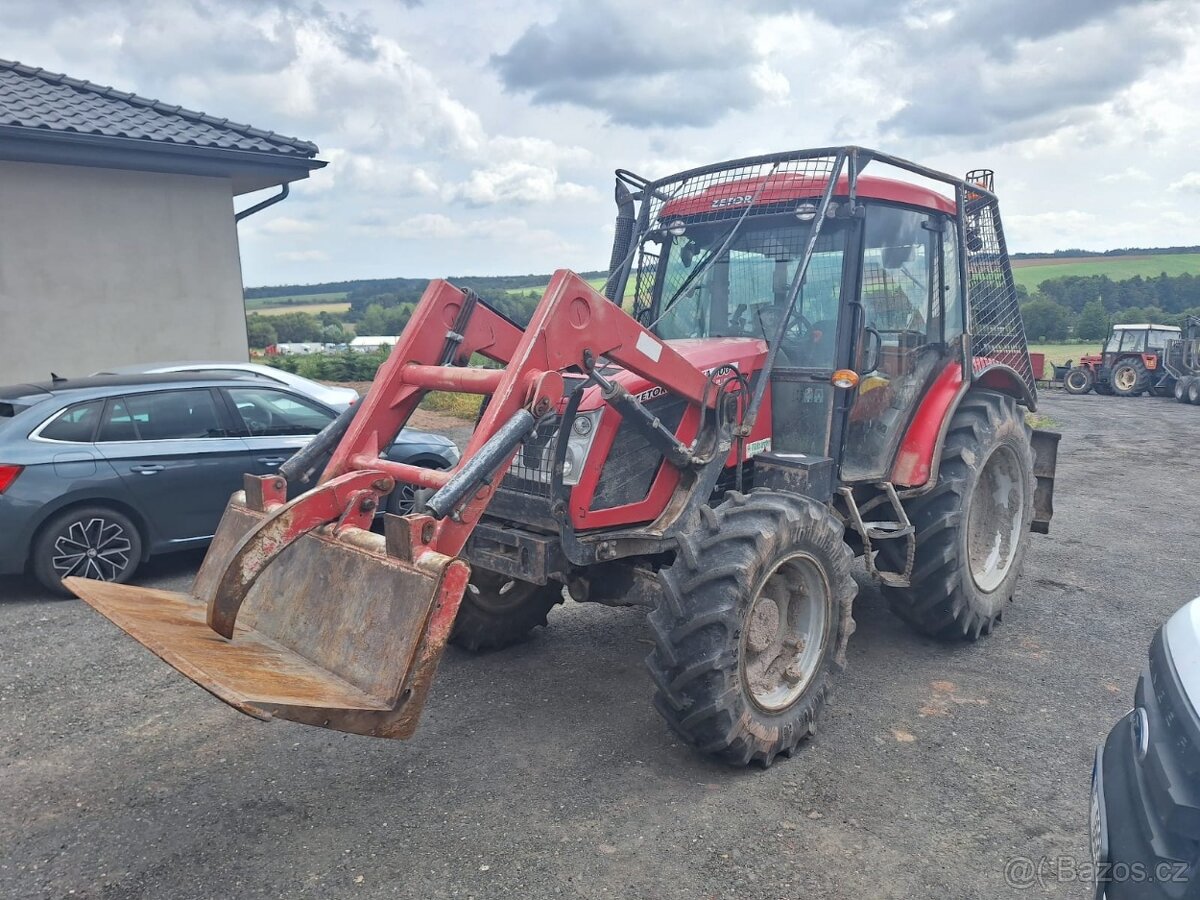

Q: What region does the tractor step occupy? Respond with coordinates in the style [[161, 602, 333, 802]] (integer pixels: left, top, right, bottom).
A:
[[839, 483, 916, 588]]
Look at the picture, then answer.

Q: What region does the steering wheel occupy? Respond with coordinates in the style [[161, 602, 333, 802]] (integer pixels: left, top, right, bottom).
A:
[[241, 406, 272, 436]]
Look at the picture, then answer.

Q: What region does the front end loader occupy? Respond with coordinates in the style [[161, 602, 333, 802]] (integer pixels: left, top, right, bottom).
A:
[[69, 147, 1059, 765]]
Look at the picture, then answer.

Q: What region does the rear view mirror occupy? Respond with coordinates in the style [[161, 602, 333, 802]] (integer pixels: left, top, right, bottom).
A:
[[881, 244, 913, 269], [860, 327, 882, 374]]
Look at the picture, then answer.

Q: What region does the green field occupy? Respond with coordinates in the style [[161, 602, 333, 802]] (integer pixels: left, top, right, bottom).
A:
[[252, 301, 351, 317], [1011, 253, 1200, 292], [245, 291, 349, 310], [1027, 341, 1096, 368]]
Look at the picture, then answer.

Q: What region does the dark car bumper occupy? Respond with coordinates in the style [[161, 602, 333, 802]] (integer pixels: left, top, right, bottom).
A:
[[1094, 628, 1200, 899]]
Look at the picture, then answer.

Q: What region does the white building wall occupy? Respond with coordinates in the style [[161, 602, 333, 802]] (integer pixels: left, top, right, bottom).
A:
[[0, 160, 248, 384]]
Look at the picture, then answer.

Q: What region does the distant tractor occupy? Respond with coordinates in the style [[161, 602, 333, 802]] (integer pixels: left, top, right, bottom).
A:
[[1064, 323, 1182, 397], [1166, 315, 1200, 404]]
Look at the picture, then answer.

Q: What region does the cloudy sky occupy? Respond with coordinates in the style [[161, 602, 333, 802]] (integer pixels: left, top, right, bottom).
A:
[[7, 0, 1200, 286]]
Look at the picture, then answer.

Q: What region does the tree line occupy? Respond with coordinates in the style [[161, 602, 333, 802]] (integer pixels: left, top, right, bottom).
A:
[[244, 269, 1200, 350], [1018, 272, 1200, 342]]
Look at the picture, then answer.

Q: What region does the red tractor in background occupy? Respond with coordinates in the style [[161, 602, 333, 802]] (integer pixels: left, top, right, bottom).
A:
[[1064, 323, 1183, 397], [67, 147, 1059, 766]]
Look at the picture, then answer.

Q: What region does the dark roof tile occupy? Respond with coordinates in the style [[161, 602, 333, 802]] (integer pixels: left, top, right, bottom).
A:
[[0, 59, 318, 157]]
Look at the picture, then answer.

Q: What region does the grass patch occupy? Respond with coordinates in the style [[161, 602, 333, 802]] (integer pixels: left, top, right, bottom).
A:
[[1011, 253, 1200, 292], [1027, 341, 1095, 367], [246, 296, 350, 314], [252, 302, 352, 317], [420, 391, 482, 420], [1025, 412, 1059, 429]]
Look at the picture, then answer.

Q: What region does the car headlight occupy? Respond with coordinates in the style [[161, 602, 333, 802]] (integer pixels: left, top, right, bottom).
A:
[[561, 410, 602, 486]]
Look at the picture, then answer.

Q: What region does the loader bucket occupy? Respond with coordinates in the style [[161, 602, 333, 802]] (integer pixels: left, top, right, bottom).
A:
[[66, 484, 470, 739]]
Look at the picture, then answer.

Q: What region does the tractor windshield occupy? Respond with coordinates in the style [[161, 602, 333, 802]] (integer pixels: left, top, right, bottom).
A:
[[650, 217, 849, 368]]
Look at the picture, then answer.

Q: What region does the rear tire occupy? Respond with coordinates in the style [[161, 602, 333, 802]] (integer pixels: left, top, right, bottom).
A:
[[881, 391, 1034, 641], [1094, 380, 1114, 395], [1189, 379, 1200, 405], [1063, 366, 1093, 395], [1174, 377, 1191, 402], [31, 506, 143, 597], [647, 490, 856, 766], [1110, 358, 1150, 397], [450, 569, 564, 652]]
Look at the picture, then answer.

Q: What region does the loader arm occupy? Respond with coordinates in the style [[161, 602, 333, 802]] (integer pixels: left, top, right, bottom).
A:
[[67, 270, 717, 739]]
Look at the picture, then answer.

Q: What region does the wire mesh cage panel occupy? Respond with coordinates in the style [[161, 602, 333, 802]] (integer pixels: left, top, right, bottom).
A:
[[962, 190, 1035, 396], [629, 151, 846, 323]]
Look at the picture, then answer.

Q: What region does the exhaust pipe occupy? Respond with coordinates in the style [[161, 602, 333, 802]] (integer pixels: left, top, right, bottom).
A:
[[604, 177, 636, 303]]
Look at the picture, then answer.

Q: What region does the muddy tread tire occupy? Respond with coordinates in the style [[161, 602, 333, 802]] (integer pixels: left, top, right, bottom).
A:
[[1063, 366, 1093, 395], [881, 390, 1034, 641], [1188, 378, 1200, 405], [450, 570, 564, 652], [1110, 357, 1150, 397], [647, 490, 856, 766]]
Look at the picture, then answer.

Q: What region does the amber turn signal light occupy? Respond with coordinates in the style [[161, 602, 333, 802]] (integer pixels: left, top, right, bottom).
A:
[[831, 369, 860, 389]]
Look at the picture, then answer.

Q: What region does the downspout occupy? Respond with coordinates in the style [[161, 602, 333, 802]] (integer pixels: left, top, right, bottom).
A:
[[235, 183, 289, 221]]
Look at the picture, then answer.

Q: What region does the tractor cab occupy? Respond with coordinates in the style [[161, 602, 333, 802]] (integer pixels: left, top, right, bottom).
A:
[[639, 174, 965, 480]]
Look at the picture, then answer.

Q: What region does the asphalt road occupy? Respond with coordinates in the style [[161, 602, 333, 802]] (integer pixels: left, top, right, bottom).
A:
[[2, 390, 1198, 899]]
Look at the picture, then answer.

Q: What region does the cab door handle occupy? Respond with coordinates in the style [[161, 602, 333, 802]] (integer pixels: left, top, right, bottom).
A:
[[130, 464, 164, 475], [256, 457, 287, 467]]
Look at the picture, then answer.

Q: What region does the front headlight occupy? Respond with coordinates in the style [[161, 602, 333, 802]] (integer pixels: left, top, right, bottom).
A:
[[561, 409, 602, 486]]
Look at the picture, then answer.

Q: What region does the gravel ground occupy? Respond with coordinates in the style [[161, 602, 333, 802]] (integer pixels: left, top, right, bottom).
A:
[[1, 390, 1197, 900]]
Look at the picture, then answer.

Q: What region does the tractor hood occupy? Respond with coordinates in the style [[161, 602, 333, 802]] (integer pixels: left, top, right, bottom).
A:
[[575, 337, 768, 411]]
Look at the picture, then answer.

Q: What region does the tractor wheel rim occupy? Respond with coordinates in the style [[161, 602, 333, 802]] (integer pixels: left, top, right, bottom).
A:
[[1115, 368, 1136, 391], [1066, 371, 1087, 390], [740, 551, 829, 712], [967, 445, 1025, 593], [51, 517, 133, 582]]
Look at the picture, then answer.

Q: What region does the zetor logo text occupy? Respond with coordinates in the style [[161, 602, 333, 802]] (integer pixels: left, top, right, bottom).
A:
[[711, 194, 755, 209]]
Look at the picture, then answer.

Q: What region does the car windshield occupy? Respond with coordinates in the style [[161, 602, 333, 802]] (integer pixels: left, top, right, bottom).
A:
[[650, 218, 848, 350]]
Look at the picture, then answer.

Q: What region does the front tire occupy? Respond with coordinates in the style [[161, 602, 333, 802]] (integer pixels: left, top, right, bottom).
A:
[[1063, 366, 1093, 395], [647, 491, 856, 766], [450, 569, 564, 652], [1188, 379, 1200, 405], [1110, 358, 1150, 397], [31, 506, 143, 597], [882, 391, 1034, 640]]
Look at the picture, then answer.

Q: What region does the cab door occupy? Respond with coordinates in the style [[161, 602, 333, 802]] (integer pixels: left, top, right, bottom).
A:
[[840, 205, 961, 483]]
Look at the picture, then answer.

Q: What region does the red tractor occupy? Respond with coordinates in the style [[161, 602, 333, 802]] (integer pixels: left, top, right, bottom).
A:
[[1064, 323, 1182, 397], [68, 148, 1059, 766]]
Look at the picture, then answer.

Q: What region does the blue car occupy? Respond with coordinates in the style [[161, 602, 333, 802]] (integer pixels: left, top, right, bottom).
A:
[[0, 372, 459, 595]]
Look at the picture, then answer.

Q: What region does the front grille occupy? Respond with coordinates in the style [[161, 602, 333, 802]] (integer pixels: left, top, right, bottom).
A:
[[591, 394, 688, 510]]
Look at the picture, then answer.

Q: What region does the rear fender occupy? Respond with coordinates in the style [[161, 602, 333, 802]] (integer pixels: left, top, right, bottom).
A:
[[891, 360, 1036, 492]]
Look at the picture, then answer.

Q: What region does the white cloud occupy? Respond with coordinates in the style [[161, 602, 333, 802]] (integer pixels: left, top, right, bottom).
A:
[[6, 0, 1200, 281], [1169, 172, 1200, 193], [447, 161, 598, 207], [276, 249, 331, 263]]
